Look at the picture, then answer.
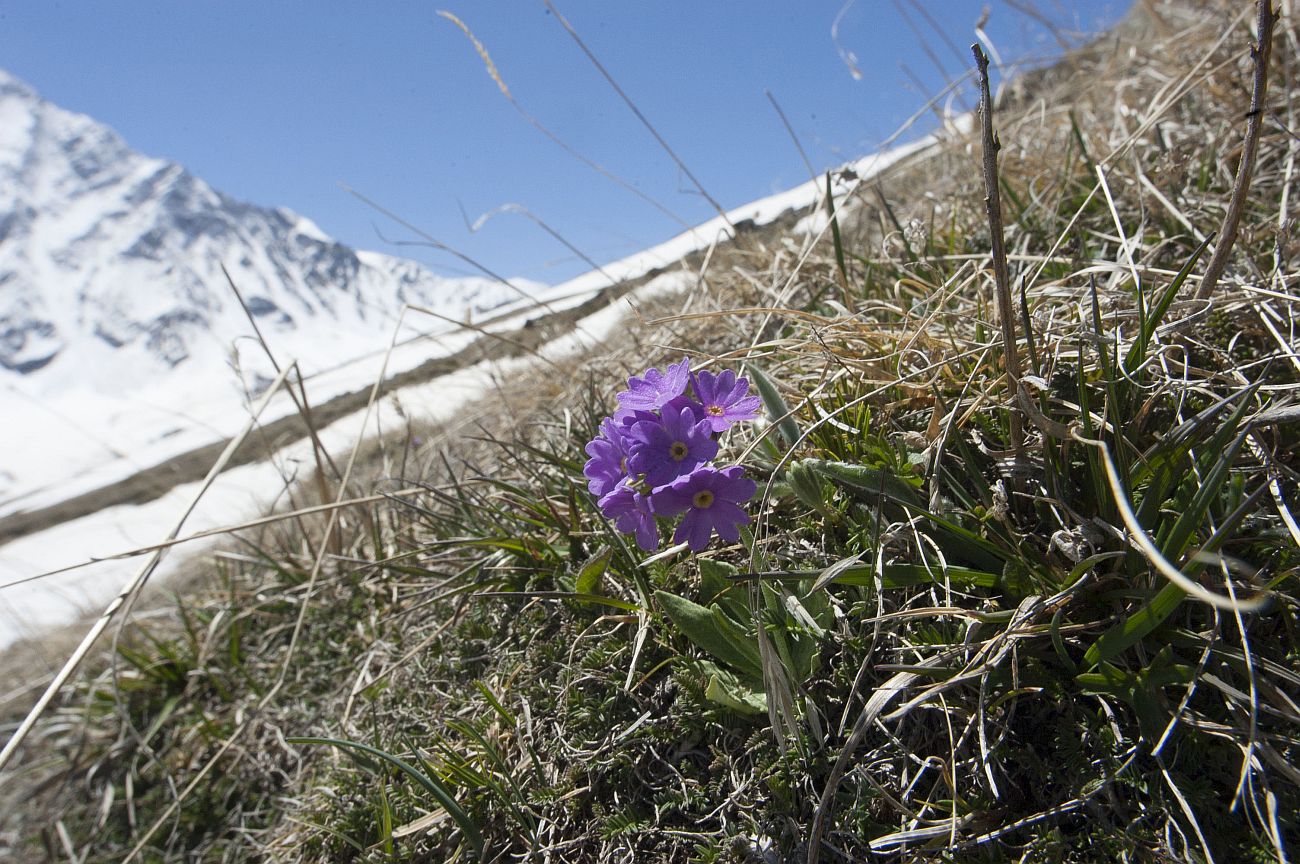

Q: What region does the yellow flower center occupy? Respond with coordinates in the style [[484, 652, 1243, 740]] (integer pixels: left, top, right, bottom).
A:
[[706, 404, 725, 416], [692, 490, 715, 508], [669, 441, 689, 461]]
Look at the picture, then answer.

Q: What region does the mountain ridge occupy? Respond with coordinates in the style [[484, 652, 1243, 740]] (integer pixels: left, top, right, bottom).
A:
[[0, 67, 538, 389]]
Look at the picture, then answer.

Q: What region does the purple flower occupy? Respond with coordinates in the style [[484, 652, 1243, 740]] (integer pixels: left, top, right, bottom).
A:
[[692, 369, 761, 432], [626, 405, 719, 487], [599, 483, 659, 551], [612, 404, 661, 426], [651, 465, 756, 551], [616, 357, 692, 413], [662, 393, 706, 422], [583, 417, 631, 499]]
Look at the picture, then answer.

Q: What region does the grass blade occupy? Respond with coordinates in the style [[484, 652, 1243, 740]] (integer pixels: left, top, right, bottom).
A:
[[1123, 233, 1214, 374], [288, 736, 484, 859]]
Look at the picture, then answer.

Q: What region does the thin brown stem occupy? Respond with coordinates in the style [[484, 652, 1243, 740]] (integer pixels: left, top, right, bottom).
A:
[[972, 42, 1025, 457], [223, 263, 343, 487], [542, 0, 733, 229], [765, 89, 818, 185], [1196, 0, 1278, 300]]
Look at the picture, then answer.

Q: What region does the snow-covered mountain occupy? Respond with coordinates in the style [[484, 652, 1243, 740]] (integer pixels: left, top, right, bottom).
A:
[[0, 68, 537, 394], [0, 67, 551, 514]]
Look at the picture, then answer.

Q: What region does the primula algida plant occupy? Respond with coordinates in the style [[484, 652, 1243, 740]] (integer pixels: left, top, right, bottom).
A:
[[583, 357, 759, 552]]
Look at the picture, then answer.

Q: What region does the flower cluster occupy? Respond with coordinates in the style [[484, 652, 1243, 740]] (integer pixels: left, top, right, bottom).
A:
[[584, 358, 760, 552]]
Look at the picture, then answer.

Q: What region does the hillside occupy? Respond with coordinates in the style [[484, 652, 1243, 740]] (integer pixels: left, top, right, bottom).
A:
[[3, 1, 1299, 861]]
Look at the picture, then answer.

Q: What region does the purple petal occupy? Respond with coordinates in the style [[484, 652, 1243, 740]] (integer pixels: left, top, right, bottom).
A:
[[583, 443, 622, 498], [616, 357, 692, 412], [601, 485, 660, 551], [633, 515, 659, 551], [674, 510, 714, 551], [649, 482, 693, 516], [708, 501, 750, 542], [717, 470, 757, 503], [663, 394, 705, 421]]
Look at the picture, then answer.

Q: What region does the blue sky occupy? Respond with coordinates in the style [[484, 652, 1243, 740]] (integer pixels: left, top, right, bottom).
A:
[[2, 1, 1127, 284]]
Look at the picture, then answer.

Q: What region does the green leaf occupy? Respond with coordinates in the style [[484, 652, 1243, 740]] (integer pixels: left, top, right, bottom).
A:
[[697, 559, 749, 621], [805, 459, 1006, 568], [703, 663, 768, 715], [1077, 649, 1195, 741], [473, 681, 516, 726], [741, 563, 999, 591], [1082, 582, 1185, 668], [656, 590, 762, 680], [697, 559, 736, 599], [1083, 477, 1269, 668], [801, 458, 921, 507], [747, 363, 800, 449], [1161, 395, 1255, 560], [566, 592, 640, 611], [1001, 559, 1037, 597], [1123, 233, 1213, 374], [788, 459, 833, 514], [826, 172, 849, 288], [711, 606, 764, 679], [476, 590, 640, 611], [879, 564, 1000, 589], [575, 547, 612, 596]]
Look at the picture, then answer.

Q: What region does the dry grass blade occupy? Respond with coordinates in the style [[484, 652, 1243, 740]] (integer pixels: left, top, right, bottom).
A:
[[765, 89, 819, 184], [436, 9, 690, 230], [0, 487, 426, 591], [540, 0, 733, 228], [341, 182, 561, 314]]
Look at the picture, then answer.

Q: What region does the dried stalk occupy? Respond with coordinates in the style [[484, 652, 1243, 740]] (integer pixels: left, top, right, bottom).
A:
[[1195, 0, 1277, 300], [972, 43, 1025, 458]]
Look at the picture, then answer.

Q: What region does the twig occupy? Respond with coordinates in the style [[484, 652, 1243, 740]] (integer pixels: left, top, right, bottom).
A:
[[541, 0, 733, 229], [972, 42, 1025, 458], [1195, 0, 1277, 300], [765, 89, 818, 185]]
